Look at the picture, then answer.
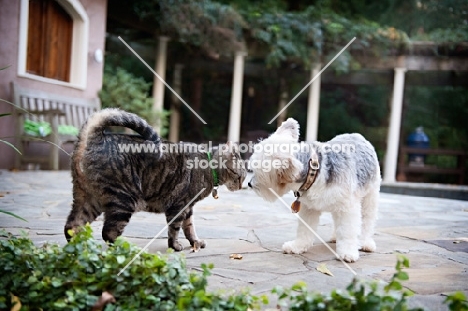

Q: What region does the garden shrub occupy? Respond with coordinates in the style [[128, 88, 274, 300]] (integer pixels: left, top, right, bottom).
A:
[[0, 226, 466, 310], [0, 226, 262, 310], [99, 65, 169, 137]]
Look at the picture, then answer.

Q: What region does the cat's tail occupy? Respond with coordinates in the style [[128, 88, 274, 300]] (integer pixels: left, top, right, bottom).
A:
[[73, 108, 160, 170], [78, 108, 160, 144]]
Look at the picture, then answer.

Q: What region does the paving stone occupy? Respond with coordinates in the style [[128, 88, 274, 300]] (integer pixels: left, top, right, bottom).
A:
[[427, 240, 468, 253], [296, 243, 340, 262], [379, 226, 445, 240], [185, 239, 268, 257], [249, 267, 355, 296], [251, 226, 296, 251], [187, 252, 309, 275], [208, 267, 280, 283], [197, 273, 254, 293], [1, 169, 468, 307], [124, 237, 168, 253], [373, 252, 468, 295], [408, 294, 449, 311]]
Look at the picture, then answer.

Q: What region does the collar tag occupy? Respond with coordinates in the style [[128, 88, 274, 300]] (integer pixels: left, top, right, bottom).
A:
[[291, 199, 301, 213], [212, 187, 219, 199]]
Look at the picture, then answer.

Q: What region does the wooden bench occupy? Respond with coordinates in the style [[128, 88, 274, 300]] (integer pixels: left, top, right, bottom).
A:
[[11, 82, 100, 170], [397, 147, 467, 185]]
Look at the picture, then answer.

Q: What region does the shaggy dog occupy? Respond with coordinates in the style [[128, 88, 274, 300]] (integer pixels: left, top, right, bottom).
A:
[[248, 118, 381, 262]]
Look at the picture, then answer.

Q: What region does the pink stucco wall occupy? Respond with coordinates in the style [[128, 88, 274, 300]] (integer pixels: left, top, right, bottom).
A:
[[0, 0, 108, 169]]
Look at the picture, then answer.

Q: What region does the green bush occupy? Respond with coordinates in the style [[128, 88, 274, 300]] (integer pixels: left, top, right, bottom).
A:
[[1, 226, 467, 310], [99, 65, 169, 137], [274, 256, 417, 311], [0, 225, 263, 310]]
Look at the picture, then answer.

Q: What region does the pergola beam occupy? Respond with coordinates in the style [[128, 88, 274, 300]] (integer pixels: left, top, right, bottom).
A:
[[353, 55, 468, 71]]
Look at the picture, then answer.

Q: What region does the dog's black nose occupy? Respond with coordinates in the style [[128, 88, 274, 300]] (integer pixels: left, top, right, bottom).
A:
[[248, 182, 252, 188]]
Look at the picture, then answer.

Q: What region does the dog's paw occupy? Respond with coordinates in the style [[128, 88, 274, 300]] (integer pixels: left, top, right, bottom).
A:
[[336, 244, 359, 262], [282, 240, 310, 254], [360, 238, 376, 252], [336, 249, 360, 262], [340, 254, 359, 263]]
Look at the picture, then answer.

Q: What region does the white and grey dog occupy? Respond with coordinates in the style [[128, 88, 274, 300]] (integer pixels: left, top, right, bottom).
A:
[[248, 118, 381, 262]]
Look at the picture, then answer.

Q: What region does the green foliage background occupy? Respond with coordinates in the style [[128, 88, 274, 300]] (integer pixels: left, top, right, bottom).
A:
[[104, 0, 468, 183], [99, 65, 169, 137]]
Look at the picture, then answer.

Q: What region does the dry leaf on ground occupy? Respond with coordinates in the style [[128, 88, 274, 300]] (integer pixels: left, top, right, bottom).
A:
[[230, 253, 243, 260], [316, 263, 334, 276]]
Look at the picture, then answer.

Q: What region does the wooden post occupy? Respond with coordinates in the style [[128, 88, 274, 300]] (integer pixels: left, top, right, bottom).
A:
[[152, 36, 169, 133], [276, 78, 288, 128], [49, 114, 59, 170], [384, 63, 407, 182], [306, 63, 321, 142], [228, 51, 246, 142], [169, 64, 183, 142]]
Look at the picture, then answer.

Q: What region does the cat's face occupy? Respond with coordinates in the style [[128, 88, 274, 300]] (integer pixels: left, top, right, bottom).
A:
[[219, 142, 247, 191]]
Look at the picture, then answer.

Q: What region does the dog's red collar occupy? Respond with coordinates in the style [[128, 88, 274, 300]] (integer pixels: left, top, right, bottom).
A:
[[292, 154, 320, 212], [297, 154, 320, 194]]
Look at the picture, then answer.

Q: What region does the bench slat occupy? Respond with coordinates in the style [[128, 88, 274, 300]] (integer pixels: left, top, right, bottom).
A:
[[398, 146, 466, 184], [11, 82, 101, 170], [401, 147, 467, 156], [399, 166, 464, 175]]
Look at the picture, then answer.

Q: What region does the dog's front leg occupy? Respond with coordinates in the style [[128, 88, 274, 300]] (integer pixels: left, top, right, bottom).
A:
[[282, 207, 320, 254], [333, 206, 361, 262]]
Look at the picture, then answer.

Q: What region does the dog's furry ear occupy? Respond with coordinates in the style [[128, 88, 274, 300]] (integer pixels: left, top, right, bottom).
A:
[[275, 155, 303, 184], [275, 118, 300, 141]]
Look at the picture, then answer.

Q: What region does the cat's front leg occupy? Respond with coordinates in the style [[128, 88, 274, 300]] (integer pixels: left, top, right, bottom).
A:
[[167, 224, 183, 251], [182, 212, 206, 252], [166, 210, 185, 251]]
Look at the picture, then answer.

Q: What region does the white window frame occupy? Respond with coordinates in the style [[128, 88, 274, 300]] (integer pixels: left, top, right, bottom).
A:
[[17, 0, 89, 89]]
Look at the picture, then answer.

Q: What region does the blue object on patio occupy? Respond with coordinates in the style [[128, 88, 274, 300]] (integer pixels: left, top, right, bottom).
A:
[[406, 127, 430, 164]]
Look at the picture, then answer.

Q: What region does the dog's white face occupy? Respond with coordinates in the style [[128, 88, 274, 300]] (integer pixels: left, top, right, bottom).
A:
[[248, 118, 304, 202]]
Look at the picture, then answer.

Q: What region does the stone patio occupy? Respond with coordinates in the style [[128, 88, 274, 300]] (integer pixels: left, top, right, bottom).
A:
[[1, 170, 467, 310]]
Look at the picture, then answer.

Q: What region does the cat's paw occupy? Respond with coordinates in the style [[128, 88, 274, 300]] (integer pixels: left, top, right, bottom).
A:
[[169, 240, 184, 252], [190, 240, 206, 252]]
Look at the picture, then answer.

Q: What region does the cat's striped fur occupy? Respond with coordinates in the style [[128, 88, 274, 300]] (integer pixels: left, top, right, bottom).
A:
[[65, 108, 246, 251]]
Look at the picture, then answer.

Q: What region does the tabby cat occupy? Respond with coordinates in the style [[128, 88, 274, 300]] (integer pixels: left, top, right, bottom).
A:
[[64, 108, 246, 251]]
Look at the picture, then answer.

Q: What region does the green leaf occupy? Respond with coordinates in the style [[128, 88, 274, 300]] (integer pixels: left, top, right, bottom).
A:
[[396, 271, 409, 281], [64, 244, 75, 253], [0, 209, 27, 222], [116, 255, 126, 264], [386, 281, 403, 291], [51, 280, 62, 288]]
